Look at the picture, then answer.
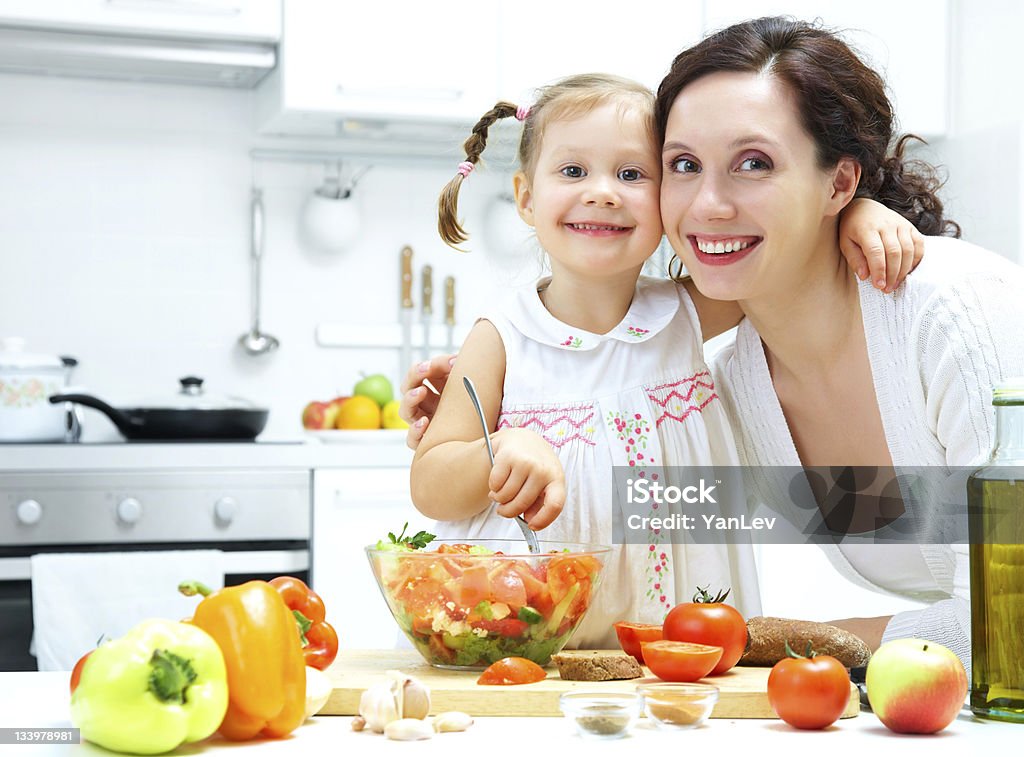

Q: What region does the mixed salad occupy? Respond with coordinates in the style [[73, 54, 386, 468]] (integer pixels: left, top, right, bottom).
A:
[[369, 526, 604, 668]]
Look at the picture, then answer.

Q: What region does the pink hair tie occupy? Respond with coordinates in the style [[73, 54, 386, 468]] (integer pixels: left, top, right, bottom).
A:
[[457, 161, 474, 178], [515, 105, 531, 121]]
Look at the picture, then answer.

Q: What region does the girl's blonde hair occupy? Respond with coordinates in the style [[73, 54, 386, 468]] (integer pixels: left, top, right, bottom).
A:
[[438, 73, 655, 250]]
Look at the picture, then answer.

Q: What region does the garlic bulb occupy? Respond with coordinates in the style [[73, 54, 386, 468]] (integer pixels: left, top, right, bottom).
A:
[[357, 671, 431, 733]]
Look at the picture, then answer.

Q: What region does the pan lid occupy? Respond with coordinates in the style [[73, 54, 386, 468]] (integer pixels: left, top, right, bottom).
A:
[[0, 337, 64, 370], [135, 377, 265, 411]]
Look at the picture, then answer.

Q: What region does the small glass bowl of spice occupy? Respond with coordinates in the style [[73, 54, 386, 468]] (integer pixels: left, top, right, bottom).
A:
[[559, 692, 642, 739], [636, 682, 719, 730]]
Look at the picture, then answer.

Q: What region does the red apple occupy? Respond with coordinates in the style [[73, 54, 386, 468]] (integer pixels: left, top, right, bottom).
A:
[[301, 400, 329, 429], [325, 396, 349, 428], [866, 638, 968, 734]]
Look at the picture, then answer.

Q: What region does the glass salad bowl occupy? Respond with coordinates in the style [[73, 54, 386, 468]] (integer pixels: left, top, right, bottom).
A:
[[366, 539, 610, 670]]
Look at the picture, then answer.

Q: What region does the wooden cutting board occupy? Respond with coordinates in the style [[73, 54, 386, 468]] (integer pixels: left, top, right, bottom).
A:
[[322, 649, 859, 719]]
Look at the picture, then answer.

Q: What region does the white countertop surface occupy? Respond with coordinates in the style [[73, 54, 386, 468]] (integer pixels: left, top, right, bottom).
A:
[[0, 435, 414, 472], [1, 671, 1015, 756]]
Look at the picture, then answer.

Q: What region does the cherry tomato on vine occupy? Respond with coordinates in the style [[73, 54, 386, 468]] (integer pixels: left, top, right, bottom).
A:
[[767, 642, 851, 729], [663, 586, 747, 675]]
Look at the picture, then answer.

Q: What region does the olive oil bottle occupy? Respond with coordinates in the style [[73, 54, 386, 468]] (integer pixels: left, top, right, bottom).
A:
[[968, 380, 1024, 722]]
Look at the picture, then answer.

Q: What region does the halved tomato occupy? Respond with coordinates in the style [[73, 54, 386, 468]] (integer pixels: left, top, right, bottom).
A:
[[477, 656, 547, 685], [614, 621, 663, 663], [641, 640, 723, 682]]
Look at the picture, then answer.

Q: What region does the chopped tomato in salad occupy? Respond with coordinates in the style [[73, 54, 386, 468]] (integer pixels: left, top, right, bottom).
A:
[[374, 541, 602, 668]]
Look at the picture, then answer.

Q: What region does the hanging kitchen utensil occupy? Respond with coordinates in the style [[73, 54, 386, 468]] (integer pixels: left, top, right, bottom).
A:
[[400, 246, 414, 374], [420, 264, 433, 361], [444, 276, 456, 353], [462, 376, 540, 554], [0, 338, 81, 443], [239, 188, 279, 356], [300, 162, 370, 253], [50, 377, 268, 441]]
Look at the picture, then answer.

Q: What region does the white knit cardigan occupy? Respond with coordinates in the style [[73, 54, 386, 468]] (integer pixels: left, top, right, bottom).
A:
[[712, 236, 1024, 671]]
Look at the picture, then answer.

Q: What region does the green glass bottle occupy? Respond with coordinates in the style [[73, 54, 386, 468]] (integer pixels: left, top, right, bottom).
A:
[[968, 379, 1024, 722]]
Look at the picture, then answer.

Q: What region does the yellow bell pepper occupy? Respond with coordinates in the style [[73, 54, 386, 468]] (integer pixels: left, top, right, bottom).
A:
[[180, 579, 306, 740], [70, 619, 228, 755]]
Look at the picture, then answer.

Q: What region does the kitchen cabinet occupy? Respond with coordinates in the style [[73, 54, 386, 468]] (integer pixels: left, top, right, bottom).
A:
[[312, 466, 420, 650], [496, 0, 703, 100], [257, 1, 498, 136], [0, 0, 281, 42], [701, 1, 950, 139]]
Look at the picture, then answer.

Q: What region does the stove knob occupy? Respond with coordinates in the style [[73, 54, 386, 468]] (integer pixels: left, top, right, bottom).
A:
[[116, 497, 142, 525], [214, 497, 238, 525], [16, 499, 42, 525]]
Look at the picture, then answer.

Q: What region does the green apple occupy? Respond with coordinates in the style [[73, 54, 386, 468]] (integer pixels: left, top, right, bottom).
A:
[[866, 638, 967, 734], [353, 373, 393, 408]]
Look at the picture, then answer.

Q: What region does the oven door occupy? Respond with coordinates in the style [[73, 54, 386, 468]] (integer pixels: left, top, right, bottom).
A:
[[0, 544, 309, 671]]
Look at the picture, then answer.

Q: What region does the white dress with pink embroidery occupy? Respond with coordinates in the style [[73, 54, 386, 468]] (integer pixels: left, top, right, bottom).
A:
[[434, 276, 762, 649]]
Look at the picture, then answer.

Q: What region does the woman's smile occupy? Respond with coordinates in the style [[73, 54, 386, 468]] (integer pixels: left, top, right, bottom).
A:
[[689, 233, 762, 266]]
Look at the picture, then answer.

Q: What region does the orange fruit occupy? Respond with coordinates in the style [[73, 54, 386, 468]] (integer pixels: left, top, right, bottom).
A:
[[335, 396, 381, 430]]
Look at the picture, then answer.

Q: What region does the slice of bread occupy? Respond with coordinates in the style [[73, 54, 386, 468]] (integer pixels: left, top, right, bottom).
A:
[[551, 650, 643, 681]]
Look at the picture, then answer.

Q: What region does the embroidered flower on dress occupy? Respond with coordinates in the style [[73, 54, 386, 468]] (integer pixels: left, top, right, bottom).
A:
[[626, 325, 650, 337], [560, 336, 583, 349]]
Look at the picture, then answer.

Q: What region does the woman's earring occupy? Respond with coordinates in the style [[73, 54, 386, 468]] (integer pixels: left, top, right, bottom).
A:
[[668, 254, 685, 280]]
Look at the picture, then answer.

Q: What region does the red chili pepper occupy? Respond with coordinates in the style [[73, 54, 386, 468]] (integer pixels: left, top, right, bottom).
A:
[[269, 576, 339, 670]]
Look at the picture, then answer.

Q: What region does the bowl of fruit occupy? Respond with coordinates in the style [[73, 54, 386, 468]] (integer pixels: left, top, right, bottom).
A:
[[367, 526, 610, 670]]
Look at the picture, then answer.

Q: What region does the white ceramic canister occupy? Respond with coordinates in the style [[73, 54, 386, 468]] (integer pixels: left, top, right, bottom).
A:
[[0, 337, 78, 442]]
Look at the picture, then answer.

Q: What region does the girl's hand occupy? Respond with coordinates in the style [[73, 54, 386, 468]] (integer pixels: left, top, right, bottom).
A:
[[839, 198, 924, 293], [398, 354, 456, 449], [488, 428, 566, 531]]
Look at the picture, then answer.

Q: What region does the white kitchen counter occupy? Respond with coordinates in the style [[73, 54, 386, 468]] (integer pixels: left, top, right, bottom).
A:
[[1, 672, 1015, 756], [0, 436, 414, 472]]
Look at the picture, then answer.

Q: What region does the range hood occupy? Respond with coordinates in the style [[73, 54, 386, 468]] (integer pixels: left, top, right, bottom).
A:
[[0, 25, 275, 88]]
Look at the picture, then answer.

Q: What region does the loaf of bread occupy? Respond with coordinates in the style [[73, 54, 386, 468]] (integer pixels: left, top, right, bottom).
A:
[[738, 616, 872, 668], [551, 650, 643, 681]]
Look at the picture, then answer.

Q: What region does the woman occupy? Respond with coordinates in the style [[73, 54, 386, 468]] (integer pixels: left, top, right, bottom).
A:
[[401, 17, 1024, 670]]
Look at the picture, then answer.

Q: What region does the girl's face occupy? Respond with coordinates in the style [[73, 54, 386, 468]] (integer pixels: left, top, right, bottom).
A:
[[660, 71, 857, 302], [514, 101, 663, 282]]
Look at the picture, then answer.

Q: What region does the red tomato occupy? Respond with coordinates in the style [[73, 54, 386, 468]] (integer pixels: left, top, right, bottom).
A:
[[767, 652, 851, 729], [458, 566, 489, 608], [613, 622, 663, 663], [663, 588, 747, 675], [490, 567, 527, 608], [477, 656, 547, 685], [472, 618, 529, 638], [69, 650, 92, 694], [641, 640, 723, 682]]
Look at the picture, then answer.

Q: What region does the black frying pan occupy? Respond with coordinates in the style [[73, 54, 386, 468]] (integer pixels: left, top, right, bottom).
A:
[[50, 377, 268, 441]]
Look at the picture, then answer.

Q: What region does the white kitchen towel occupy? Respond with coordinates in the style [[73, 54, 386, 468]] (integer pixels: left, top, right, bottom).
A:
[[30, 550, 224, 671]]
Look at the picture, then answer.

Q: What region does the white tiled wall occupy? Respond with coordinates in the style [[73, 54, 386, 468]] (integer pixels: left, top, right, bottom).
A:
[[0, 73, 541, 441]]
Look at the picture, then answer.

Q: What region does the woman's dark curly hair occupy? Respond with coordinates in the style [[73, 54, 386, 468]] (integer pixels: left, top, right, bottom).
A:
[[655, 16, 959, 237]]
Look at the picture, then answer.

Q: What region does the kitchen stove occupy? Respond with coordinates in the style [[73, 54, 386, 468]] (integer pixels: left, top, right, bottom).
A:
[[0, 440, 312, 671]]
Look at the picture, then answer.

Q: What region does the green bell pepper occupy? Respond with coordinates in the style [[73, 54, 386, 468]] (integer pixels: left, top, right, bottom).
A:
[[70, 619, 228, 755]]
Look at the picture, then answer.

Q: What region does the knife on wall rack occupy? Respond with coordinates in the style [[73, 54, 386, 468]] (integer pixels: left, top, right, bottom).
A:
[[420, 264, 433, 361], [444, 276, 456, 353], [400, 246, 414, 375]]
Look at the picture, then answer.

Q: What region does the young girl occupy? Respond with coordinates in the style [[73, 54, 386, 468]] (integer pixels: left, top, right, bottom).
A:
[[410, 73, 920, 648]]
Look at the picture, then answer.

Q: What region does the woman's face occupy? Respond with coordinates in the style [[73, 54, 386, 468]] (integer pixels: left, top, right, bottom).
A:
[[660, 71, 851, 303]]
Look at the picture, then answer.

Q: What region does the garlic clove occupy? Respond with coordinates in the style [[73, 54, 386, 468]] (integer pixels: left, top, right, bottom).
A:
[[385, 718, 435, 741], [359, 681, 400, 733], [433, 711, 474, 732], [401, 676, 432, 720]]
